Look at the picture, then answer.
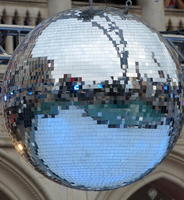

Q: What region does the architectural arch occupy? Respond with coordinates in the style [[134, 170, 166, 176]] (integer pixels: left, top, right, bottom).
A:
[[0, 190, 11, 200], [128, 177, 184, 200], [36, 11, 42, 25], [1, 9, 7, 24], [0, 149, 49, 200], [95, 155, 184, 200]]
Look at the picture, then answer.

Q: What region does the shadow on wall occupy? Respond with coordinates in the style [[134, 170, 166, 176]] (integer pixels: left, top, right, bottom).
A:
[[128, 178, 184, 200], [0, 190, 11, 200]]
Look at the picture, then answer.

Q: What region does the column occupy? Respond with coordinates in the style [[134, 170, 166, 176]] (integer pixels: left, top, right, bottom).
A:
[[138, 0, 165, 31], [5, 16, 14, 54], [48, 0, 71, 17], [17, 16, 25, 44]]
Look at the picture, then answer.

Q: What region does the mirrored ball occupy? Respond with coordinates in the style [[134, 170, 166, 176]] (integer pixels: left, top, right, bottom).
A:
[[3, 7, 183, 190]]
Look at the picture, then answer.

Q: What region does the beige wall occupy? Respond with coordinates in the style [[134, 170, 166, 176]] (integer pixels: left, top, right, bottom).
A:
[[48, 0, 71, 16], [138, 0, 165, 31], [0, 0, 48, 21]]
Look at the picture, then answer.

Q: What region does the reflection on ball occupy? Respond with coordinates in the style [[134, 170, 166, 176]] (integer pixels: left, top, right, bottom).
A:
[[3, 7, 183, 190]]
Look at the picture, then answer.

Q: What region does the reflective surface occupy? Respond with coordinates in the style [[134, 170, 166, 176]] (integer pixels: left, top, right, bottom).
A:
[[3, 7, 183, 190]]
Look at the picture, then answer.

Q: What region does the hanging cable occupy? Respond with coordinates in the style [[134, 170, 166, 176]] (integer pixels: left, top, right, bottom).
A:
[[124, 0, 132, 15], [89, 0, 93, 9], [104, 0, 108, 9]]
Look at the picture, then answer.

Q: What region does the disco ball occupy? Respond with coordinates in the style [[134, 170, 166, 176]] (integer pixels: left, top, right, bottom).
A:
[[3, 7, 183, 190]]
